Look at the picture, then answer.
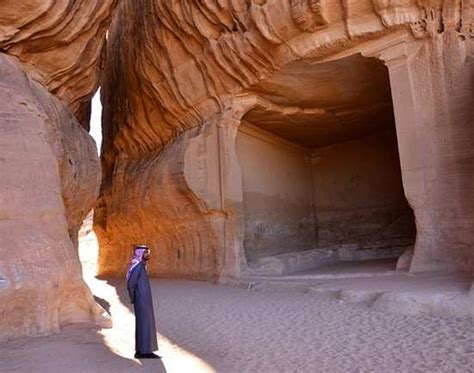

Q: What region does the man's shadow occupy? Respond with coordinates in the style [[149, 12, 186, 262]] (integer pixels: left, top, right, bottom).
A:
[[104, 278, 134, 311]]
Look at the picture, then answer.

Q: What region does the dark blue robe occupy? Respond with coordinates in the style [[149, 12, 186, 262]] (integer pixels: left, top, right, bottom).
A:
[[127, 262, 158, 353]]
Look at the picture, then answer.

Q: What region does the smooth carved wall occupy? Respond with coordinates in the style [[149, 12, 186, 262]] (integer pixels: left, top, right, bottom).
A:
[[237, 123, 315, 261], [236, 122, 415, 263], [311, 129, 416, 249]]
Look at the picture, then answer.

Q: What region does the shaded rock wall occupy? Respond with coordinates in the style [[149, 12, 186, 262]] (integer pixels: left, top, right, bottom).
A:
[[310, 129, 415, 249], [236, 124, 415, 262], [0, 1, 116, 341], [236, 122, 315, 261]]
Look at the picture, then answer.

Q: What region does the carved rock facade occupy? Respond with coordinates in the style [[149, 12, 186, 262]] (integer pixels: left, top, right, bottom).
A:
[[97, 0, 473, 279]]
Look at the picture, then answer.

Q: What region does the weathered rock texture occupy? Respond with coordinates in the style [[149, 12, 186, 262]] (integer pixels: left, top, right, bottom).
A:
[[98, 1, 473, 279], [0, 0, 115, 128], [0, 1, 116, 341]]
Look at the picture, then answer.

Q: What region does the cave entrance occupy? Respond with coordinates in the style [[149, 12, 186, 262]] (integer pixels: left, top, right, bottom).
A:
[[236, 54, 416, 276]]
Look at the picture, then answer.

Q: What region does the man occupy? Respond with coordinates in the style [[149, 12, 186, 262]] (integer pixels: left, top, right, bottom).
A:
[[126, 245, 160, 359]]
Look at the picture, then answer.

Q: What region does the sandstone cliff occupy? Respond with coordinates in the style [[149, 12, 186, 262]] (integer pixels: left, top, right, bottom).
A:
[[0, 0, 116, 341]]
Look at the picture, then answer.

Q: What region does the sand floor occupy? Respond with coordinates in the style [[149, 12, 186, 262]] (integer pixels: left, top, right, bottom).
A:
[[1, 232, 473, 372]]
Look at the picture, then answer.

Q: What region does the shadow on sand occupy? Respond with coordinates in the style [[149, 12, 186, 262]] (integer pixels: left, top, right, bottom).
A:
[[105, 278, 134, 311], [0, 322, 167, 372], [94, 295, 112, 315]]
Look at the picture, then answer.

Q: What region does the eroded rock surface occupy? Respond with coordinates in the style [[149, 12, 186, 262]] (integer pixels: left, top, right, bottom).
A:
[[0, 0, 116, 128], [97, 1, 473, 279]]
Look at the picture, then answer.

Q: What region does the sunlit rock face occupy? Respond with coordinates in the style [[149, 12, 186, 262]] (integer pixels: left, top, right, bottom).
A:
[[0, 0, 116, 341], [97, 0, 473, 280]]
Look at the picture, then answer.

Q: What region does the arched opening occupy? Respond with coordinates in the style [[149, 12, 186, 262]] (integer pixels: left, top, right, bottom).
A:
[[236, 54, 416, 275]]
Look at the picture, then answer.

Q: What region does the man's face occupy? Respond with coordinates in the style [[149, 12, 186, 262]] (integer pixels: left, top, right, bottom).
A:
[[143, 249, 151, 261]]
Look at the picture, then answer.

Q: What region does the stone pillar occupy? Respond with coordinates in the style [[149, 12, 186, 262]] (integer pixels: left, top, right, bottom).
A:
[[180, 95, 259, 280], [365, 31, 474, 273], [214, 97, 256, 280]]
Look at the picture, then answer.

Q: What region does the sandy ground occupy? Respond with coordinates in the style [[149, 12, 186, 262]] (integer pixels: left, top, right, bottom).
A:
[[1, 231, 473, 372]]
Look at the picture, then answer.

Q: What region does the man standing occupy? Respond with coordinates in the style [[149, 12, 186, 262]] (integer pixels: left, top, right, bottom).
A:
[[126, 245, 160, 359]]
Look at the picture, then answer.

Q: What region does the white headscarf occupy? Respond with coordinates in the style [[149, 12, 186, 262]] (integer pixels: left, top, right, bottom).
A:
[[126, 245, 148, 280]]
